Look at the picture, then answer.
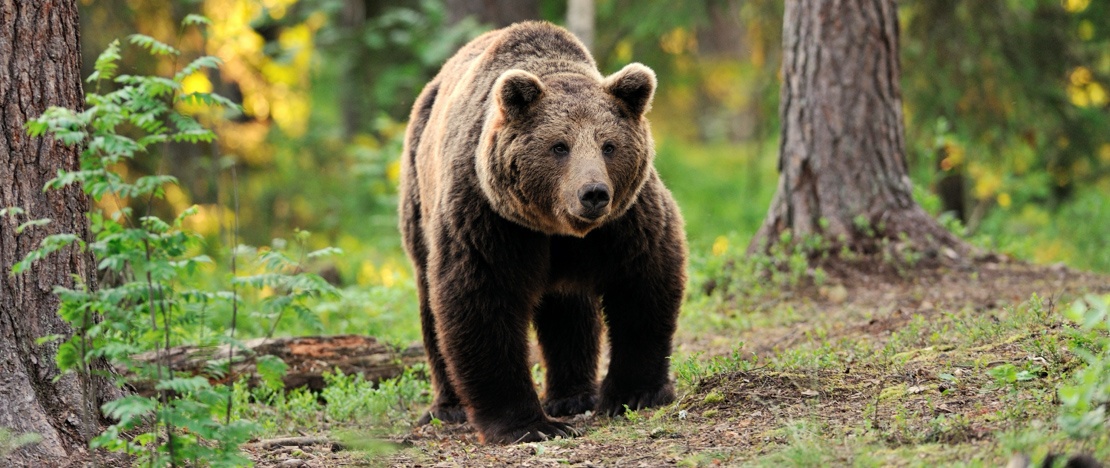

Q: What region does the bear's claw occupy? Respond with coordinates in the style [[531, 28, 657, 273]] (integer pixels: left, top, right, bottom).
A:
[[598, 383, 675, 417], [482, 418, 581, 444], [543, 392, 598, 417], [417, 403, 468, 425]]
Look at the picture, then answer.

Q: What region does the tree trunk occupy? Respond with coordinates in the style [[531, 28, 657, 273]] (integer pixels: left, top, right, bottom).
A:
[[751, 0, 967, 257], [0, 1, 119, 465], [566, 0, 594, 52], [445, 0, 539, 28]]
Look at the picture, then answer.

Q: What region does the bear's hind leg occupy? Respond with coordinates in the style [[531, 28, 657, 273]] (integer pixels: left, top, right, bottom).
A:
[[534, 292, 601, 417], [416, 272, 467, 424], [401, 195, 465, 424]]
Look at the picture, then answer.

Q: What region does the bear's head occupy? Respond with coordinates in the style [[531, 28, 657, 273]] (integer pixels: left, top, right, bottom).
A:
[[477, 63, 657, 237]]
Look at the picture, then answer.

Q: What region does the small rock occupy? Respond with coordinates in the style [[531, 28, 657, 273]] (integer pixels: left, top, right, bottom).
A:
[[278, 459, 305, 467], [822, 284, 848, 304]]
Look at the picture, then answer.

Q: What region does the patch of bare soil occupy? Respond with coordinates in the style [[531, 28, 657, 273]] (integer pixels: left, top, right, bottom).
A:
[[252, 260, 1110, 467], [683, 257, 1109, 359]]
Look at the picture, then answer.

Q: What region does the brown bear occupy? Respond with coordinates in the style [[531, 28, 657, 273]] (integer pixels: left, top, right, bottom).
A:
[[399, 21, 686, 444]]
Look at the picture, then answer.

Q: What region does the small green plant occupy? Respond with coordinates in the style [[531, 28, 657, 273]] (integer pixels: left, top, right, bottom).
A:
[[673, 344, 752, 388], [320, 367, 430, 429], [9, 15, 340, 466], [988, 363, 1041, 386], [1057, 294, 1110, 439]]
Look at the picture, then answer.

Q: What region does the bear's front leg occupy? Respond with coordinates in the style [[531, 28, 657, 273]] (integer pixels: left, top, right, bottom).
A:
[[598, 244, 684, 416], [427, 227, 578, 444], [534, 292, 601, 417]]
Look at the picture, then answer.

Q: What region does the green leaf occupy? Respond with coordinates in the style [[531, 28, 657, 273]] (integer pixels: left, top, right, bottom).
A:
[[88, 39, 122, 83], [54, 340, 80, 371], [182, 14, 212, 27], [987, 363, 1019, 383], [174, 56, 222, 82], [101, 395, 157, 425], [13, 234, 82, 274], [16, 218, 51, 234], [0, 207, 26, 218], [127, 34, 179, 56], [307, 247, 344, 259], [35, 334, 66, 345], [155, 376, 212, 393], [256, 355, 288, 390]]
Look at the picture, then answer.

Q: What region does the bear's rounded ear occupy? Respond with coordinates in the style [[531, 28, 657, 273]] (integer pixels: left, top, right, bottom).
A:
[[493, 70, 545, 121], [603, 63, 657, 118]]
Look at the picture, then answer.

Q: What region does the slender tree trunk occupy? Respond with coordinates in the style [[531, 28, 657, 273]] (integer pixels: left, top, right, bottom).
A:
[[751, 0, 967, 257], [0, 1, 119, 465], [566, 0, 595, 52]]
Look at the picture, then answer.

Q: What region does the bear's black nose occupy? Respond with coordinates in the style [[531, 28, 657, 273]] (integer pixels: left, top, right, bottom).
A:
[[578, 183, 611, 215]]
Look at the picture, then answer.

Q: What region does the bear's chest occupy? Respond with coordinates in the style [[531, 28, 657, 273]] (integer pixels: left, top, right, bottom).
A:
[[545, 234, 617, 293]]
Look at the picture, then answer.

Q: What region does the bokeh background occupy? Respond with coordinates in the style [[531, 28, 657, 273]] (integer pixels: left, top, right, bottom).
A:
[[77, 0, 1110, 340]]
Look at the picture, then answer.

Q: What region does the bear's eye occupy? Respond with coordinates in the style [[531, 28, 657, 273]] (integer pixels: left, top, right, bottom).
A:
[[602, 143, 616, 155], [551, 143, 570, 156]]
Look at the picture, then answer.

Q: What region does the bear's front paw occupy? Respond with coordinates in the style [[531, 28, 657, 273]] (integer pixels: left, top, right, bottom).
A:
[[481, 417, 581, 444], [598, 382, 675, 417], [543, 392, 598, 417], [417, 403, 468, 425]]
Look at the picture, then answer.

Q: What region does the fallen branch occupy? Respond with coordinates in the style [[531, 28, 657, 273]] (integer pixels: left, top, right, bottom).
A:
[[121, 335, 425, 395], [243, 436, 338, 450]]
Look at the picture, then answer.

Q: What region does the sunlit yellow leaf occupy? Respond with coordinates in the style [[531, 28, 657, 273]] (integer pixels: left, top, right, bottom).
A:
[[1062, 0, 1090, 13], [1078, 20, 1094, 41], [712, 236, 729, 256], [614, 40, 633, 64], [660, 28, 695, 55], [181, 72, 213, 95], [974, 172, 1002, 199], [1069, 66, 1092, 86], [387, 161, 402, 184], [358, 262, 378, 286], [996, 193, 1012, 209], [380, 265, 396, 288], [1087, 82, 1107, 107]]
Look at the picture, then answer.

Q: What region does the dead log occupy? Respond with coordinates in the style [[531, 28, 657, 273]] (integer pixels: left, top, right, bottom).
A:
[[121, 335, 425, 395]]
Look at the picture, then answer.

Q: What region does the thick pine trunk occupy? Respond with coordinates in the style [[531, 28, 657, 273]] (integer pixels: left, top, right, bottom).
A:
[[751, 0, 966, 256], [0, 1, 119, 465]]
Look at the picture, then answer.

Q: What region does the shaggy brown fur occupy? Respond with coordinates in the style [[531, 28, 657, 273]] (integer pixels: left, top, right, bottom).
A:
[[399, 21, 687, 444]]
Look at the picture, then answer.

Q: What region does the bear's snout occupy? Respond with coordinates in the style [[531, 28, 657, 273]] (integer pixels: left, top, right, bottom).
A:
[[577, 183, 611, 219]]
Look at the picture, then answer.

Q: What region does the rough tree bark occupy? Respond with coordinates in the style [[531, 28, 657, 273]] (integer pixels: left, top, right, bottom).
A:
[[750, 0, 968, 257], [0, 1, 120, 465]]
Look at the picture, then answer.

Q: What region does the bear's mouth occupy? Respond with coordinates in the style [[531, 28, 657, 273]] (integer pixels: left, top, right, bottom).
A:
[[566, 212, 607, 235]]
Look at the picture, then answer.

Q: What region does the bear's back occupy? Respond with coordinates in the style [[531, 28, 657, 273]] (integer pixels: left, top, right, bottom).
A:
[[413, 22, 601, 215]]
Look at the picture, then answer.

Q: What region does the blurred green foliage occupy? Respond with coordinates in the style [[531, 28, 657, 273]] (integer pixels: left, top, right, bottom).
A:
[[75, 0, 1110, 329]]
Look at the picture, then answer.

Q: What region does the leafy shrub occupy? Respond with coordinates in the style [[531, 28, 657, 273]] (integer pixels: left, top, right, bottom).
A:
[[321, 367, 430, 428], [1058, 294, 1110, 439], [8, 15, 338, 466]]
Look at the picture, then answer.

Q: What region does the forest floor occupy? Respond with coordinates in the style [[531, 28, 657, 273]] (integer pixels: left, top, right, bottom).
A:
[[245, 256, 1110, 467]]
